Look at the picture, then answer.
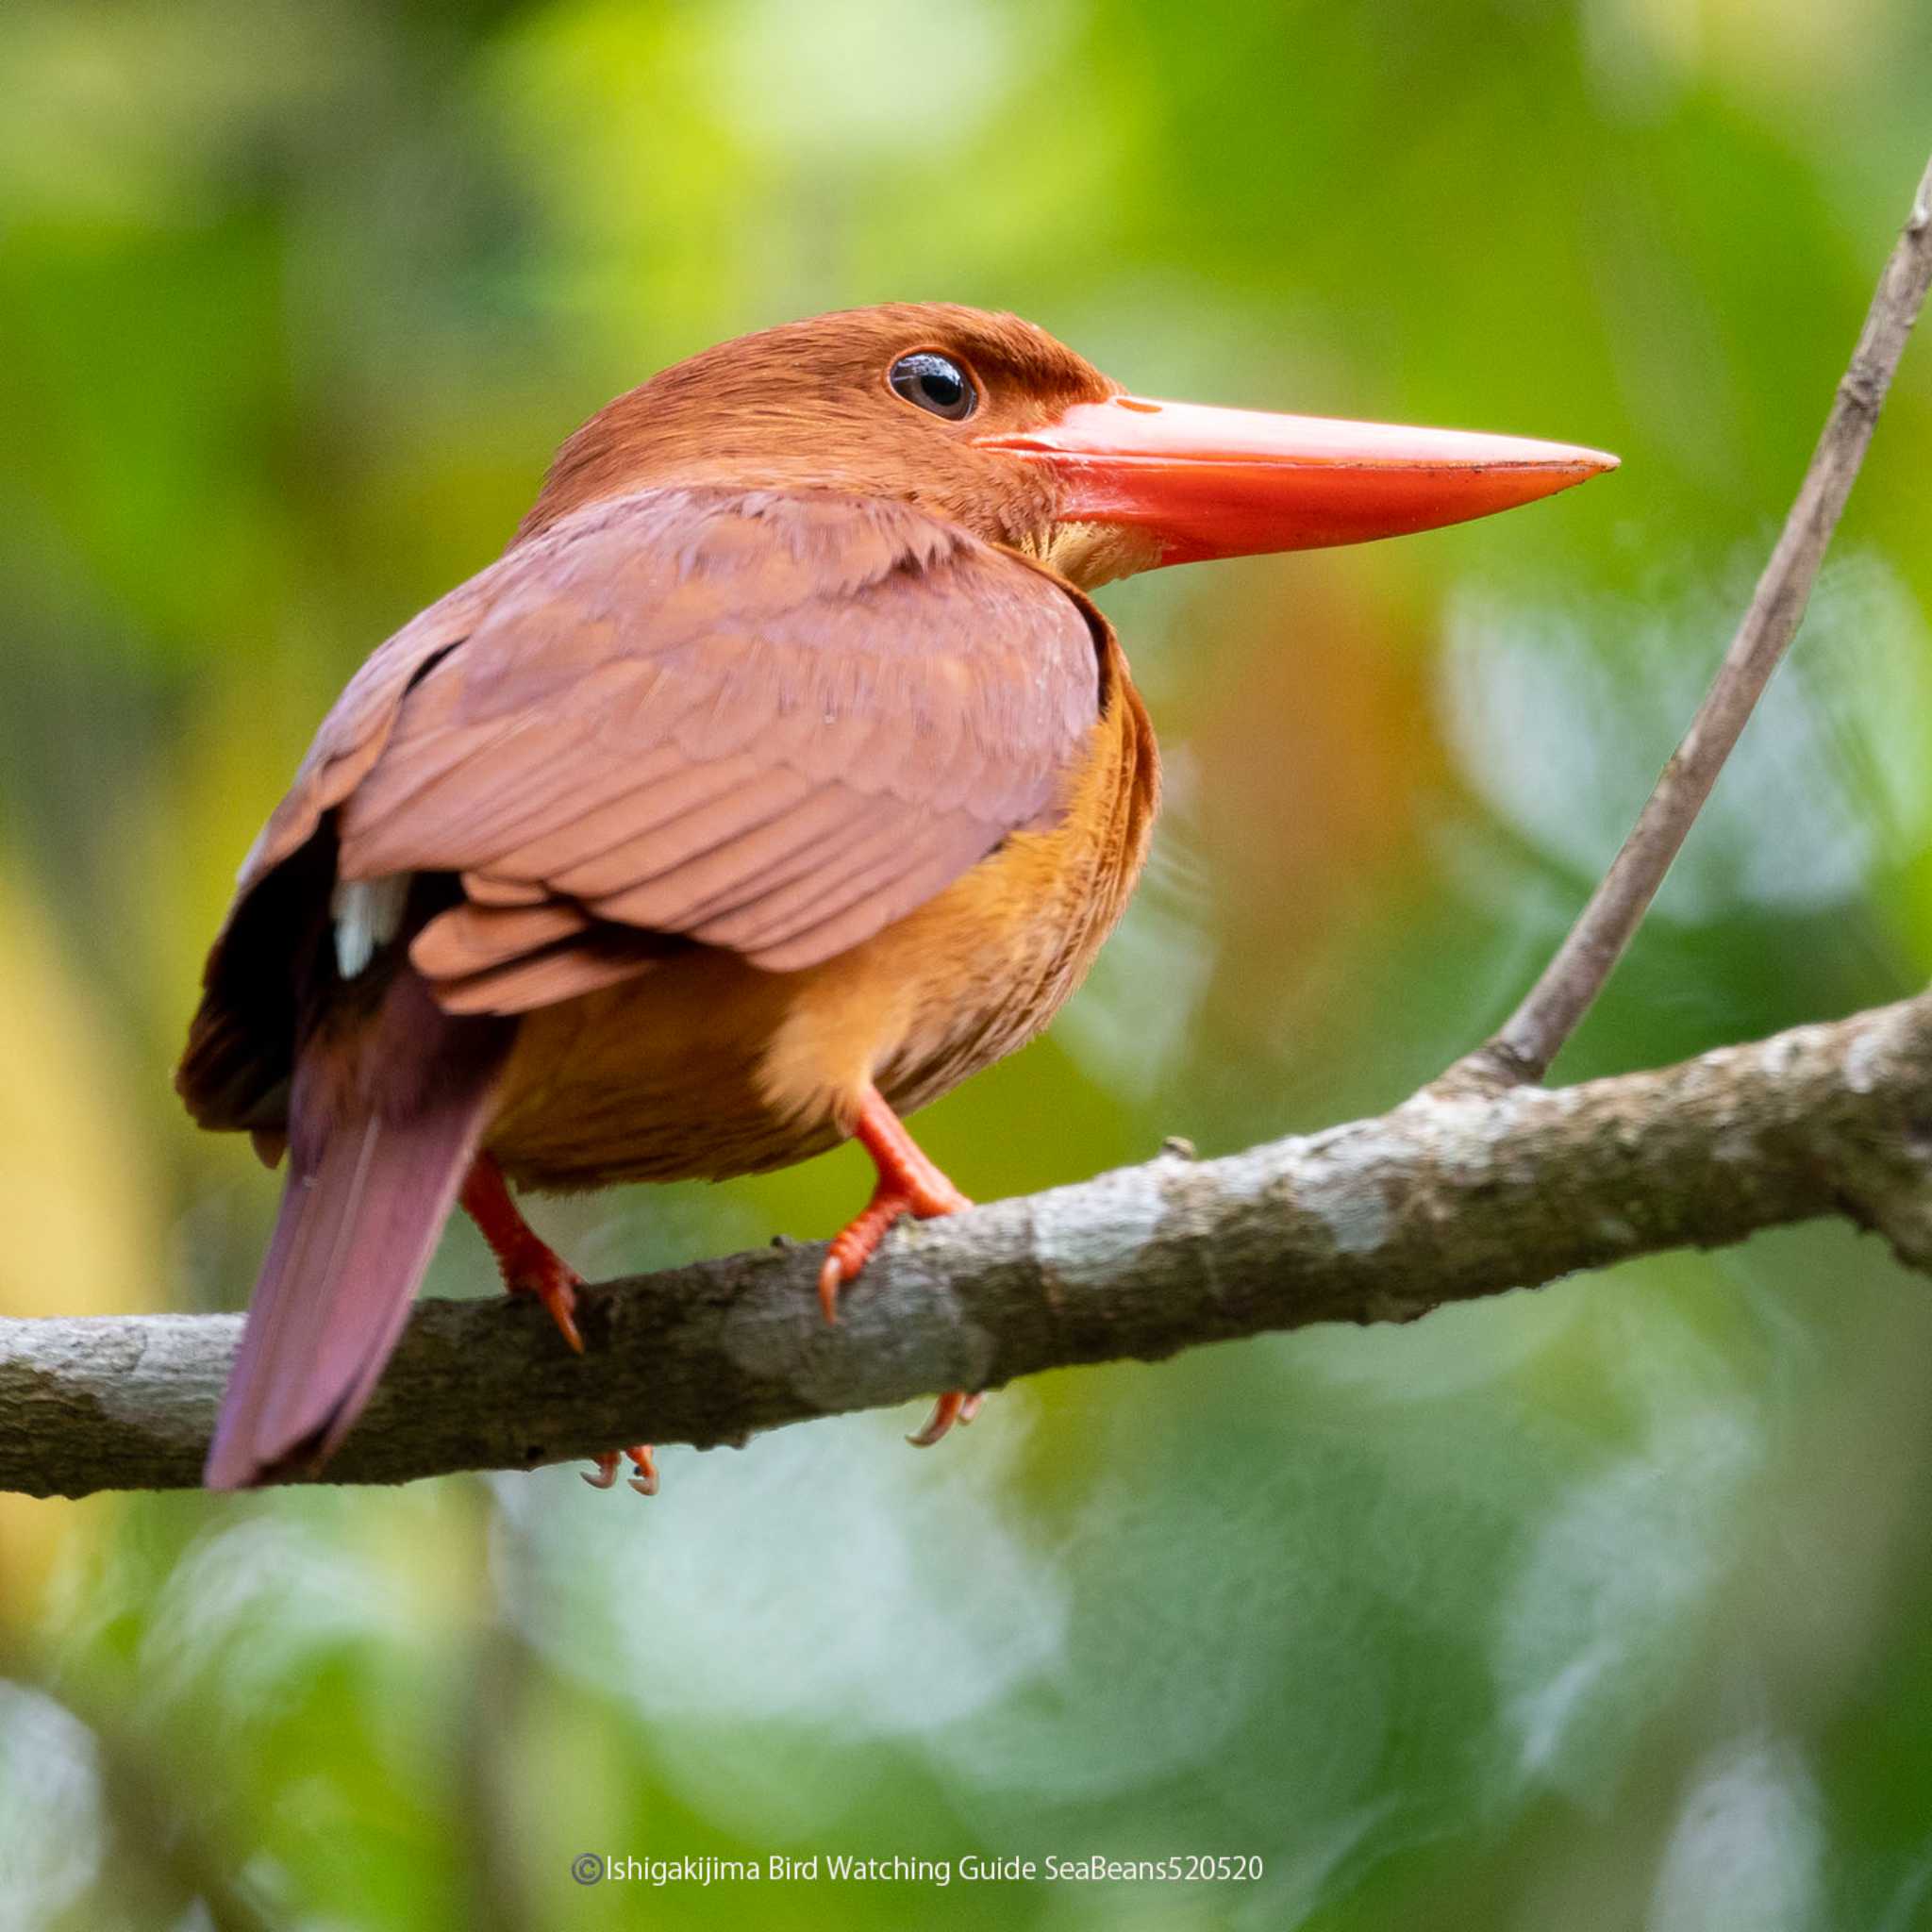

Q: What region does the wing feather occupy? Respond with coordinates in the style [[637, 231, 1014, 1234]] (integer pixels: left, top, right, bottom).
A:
[[189, 486, 1106, 1106]]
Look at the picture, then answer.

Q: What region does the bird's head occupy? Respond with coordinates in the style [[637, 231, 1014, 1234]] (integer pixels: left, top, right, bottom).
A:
[[522, 302, 1616, 590]]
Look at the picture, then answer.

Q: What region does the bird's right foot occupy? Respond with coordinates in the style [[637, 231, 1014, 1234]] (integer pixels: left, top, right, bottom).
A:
[[816, 1084, 985, 1447], [816, 1085, 972, 1320]]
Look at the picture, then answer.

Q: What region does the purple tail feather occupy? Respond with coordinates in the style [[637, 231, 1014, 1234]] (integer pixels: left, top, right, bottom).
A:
[[204, 974, 510, 1490]]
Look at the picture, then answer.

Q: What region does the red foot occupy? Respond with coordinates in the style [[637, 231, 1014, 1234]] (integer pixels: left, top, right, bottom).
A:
[[908, 1390, 984, 1447], [460, 1154, 657, 1495], [584, 1446, 659, 1496], [817, 1087, 972, 1321], [459, 1154, 587, 1352], [815, 1085, 984, 1448]]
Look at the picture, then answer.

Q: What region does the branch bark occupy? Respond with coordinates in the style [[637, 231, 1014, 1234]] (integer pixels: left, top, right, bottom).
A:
[[8, 992, 1932, 1499], [1441, 149, 1932, 1091]]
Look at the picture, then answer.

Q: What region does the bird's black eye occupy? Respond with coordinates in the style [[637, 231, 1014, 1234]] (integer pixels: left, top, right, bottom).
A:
[[888, 351, 977, 422]]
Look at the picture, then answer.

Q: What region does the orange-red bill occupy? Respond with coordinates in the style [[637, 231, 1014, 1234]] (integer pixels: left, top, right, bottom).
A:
[[978, 394, 1618, 565]]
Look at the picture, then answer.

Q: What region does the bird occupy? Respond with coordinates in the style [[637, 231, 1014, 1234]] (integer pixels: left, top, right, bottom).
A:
[[177, 302, 1615, 1491]]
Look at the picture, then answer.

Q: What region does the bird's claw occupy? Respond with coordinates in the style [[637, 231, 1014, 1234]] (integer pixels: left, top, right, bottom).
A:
[[812, 1086, 981, 1452], [461, 1157, 590, 1353], [908, 1390, 984, 1447], [529, 1265, 587, 1355], [583, 1445, 658, 1495], [817, 1174, 973, 1324], [817, 1189, 911, 1323], [462, 1159, 654, 1490]]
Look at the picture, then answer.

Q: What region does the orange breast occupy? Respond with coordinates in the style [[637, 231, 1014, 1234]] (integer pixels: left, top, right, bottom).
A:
[[487, 653, 1158, 1192]]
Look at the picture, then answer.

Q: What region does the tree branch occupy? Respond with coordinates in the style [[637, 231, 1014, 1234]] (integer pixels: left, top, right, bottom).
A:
[[1441, 147, 1932, 1091], [8, 991, 1932, 1498]]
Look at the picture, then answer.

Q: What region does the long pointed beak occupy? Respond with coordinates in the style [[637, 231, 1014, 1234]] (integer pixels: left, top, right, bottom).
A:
[[975, 394, 1618, 566]]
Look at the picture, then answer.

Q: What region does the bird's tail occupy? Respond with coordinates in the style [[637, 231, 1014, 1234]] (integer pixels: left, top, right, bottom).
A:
[[204, 973, 511, 1490]]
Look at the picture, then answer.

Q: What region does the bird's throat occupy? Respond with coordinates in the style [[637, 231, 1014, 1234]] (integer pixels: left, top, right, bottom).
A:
[[1023, 519, 1167, 591]]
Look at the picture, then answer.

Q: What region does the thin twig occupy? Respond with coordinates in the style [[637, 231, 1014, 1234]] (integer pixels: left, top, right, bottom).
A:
[[1440, 148, 1932, 1092]]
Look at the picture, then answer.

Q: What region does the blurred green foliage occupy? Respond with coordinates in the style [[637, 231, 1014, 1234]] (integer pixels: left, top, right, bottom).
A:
[[5, 0, 1932, 1926]]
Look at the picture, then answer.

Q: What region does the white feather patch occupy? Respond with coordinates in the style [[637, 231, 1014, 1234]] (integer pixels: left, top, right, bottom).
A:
[[330, 874, 412, 979]]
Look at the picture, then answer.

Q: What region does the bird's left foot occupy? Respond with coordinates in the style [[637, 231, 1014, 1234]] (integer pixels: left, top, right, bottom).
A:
[[908, 1390, 983, 1446], [460, 1153, 589, 1350], [583, 1445, 659, 1496], [459, 1153, 657, 1495], [816, 1084, 985, 1448]]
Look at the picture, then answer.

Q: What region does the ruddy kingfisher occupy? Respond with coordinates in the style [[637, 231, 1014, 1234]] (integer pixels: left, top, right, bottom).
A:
[[178, 303, 1615, 1491]]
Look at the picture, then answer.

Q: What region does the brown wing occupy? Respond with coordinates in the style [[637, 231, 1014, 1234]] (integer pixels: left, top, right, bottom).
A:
[[179, 487, 1103, 1124]]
